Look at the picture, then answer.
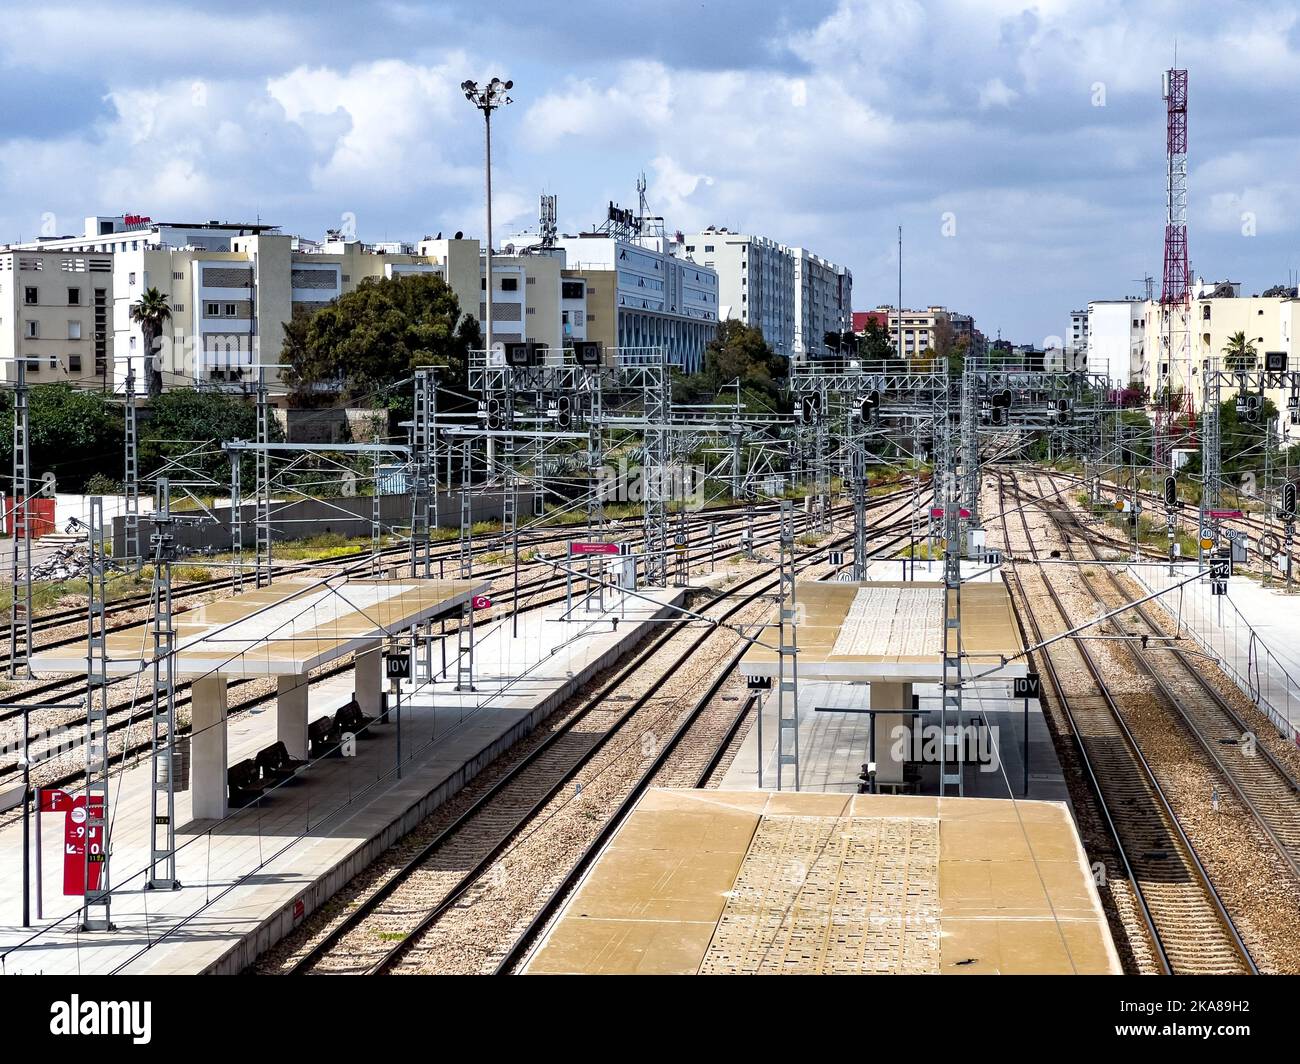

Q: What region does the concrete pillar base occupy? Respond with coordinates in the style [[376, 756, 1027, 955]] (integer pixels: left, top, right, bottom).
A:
[[277, 673, 310, 760], [191, 675, 229, 820], [355, 641, 382, 720], [870, 681, 913, 787]]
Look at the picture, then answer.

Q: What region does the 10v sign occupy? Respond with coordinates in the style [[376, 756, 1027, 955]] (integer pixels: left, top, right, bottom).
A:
[[1013, 674, 1041, 701]]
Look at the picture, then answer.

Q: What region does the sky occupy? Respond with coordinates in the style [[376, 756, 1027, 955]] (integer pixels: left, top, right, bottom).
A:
[[2, 0, 1299, 344]]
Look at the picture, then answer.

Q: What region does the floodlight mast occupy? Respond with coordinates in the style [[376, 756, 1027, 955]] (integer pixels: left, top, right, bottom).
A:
[[461, 77, 514, 363]]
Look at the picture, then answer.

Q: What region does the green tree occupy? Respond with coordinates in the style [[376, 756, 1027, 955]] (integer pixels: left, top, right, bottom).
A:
[[0, 384, 124, 494], [675, 320, 788, 409], [130, 287, 173, 398], [1222, 331, 1258, 373], [140, 388, 283, 487], [282, 272, 480, 408], [858, 319, 896, 363]]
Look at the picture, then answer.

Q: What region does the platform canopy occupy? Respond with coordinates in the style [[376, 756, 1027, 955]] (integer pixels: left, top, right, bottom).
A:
[[740, 580, 1026, 683], [31, 578, 486, 679]]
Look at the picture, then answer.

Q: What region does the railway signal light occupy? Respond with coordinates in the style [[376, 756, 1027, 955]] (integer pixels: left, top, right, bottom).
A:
[[798, 394, 822, 423], [1055, 398, 1070, 424], [485, 397, 503, 430], [1163, 475, 1177, 507], [554, 395, 572, 429], [991, 389, 1012, 408], [1284, 481, 1297, 521], [858, 390, 879, 423]]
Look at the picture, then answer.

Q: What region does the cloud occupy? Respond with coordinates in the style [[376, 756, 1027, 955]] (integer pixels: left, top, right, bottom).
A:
[[3, 0, 1300, 341], [978, 78, 1018, 110]]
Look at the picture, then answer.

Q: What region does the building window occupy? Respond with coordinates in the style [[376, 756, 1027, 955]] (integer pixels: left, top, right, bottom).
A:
[[26, 358, 39, 373], [562, 281, 584, 300], [1202, 305, 1210, 321], [223, 303, 236, 316], [173, 271, 184, 280], [525, 276, 536, 286], [704, 245, 714, 252], [25, 320, 38, 338], [49, 355, 57, 369], [207, 302, 220, 316], [501, 277, 518, 292], [67, 287, 80, 305], [129, 272, 137, 285], [24, 286, 37, 305], [68, 321, 81, 340]]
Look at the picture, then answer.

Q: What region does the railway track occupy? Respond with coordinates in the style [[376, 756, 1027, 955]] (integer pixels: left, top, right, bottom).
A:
[[1, 491, 917, 827], [994, 468, 1257, 975], [263, 515, 914, 975], [1021, 469, 1300, 882]]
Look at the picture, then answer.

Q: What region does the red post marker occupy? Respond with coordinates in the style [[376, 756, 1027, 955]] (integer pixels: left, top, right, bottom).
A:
[[63, 796, 105, 896], [569, 541, 620, 556], [930, 507, 944, 518], [1208, 510, 1244, 519]]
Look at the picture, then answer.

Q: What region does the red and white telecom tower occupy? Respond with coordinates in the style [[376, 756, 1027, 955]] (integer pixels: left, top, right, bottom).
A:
[[1155, 67, 1193, 467]]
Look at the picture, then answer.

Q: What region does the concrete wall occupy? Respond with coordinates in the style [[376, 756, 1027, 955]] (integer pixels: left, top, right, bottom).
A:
[[110, 488, 534, 556]]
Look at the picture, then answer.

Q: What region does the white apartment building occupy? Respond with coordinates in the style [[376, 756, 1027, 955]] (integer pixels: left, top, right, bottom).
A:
[[680, 228, 852, 359], [791, 247, 853, 359], [1069, 310, 1088, 352], [0, 248, 113, 384], [680, 229, 795, 355], [1086, 299, 1147, 386], [9, 215, 570, 391], [551, 231, 719, 371]]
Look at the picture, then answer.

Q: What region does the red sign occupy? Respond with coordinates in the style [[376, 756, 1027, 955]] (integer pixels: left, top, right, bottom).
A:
[[39, 789, 72, 813], [1209, 510, 1244, 519], [929, 508, 972, 519], [63, 795, 106, 896], [123, 213, 152, 227], [471, 594, 492, 610], [569, 541, 620, 556]]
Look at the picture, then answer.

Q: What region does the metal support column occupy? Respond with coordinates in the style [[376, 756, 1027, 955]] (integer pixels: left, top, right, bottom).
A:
[[82, 497, 113, 929], [254, 369, 272, 587], [8, 359, 31, 679], [123, 366, 140, 572], [775, 500, 801, 790], [147, 479, 180, 890], [642, 350, 670, 587]]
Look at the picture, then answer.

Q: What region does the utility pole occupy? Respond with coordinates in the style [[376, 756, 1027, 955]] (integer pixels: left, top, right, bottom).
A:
[[9, 358, 31, 678], [461, 77, 514, 360]]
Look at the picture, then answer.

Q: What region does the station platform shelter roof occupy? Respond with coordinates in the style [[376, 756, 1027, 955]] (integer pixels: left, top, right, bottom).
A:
[[29, 577, 485, 679], [524, 789, 1120, 975], [740, 580, 1027, 684]]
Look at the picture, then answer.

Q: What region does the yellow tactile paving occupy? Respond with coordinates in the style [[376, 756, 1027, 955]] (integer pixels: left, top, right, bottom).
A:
[[524, 790, 1120, 975]]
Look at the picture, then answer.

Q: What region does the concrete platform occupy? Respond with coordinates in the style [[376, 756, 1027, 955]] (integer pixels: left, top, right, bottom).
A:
[[523, 789, 1120, 975], [719, 678, 1068, 803], [727, 558, 1059, 799], [0, 587, 684, 974], [1129, 561, 1300, 742]]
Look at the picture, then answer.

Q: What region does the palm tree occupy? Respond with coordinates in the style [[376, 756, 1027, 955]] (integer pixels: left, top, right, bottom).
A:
[[1222, 331, 1258, 374], [130, 287, 172, 397]]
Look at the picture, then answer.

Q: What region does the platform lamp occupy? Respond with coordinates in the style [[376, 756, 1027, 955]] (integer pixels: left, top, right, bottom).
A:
[[461, 77, 514, 363]]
